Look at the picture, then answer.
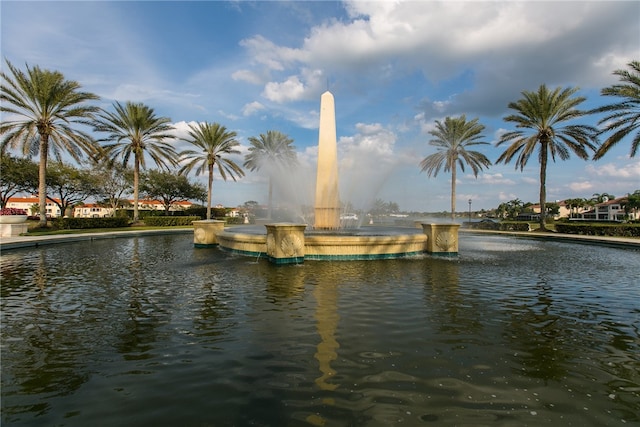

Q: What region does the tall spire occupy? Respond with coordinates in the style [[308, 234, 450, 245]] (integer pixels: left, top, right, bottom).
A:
[[314, 91, 341, 229]]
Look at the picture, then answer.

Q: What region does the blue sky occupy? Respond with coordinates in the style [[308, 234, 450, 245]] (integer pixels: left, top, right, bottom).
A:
[[2, 1, 639, 213]]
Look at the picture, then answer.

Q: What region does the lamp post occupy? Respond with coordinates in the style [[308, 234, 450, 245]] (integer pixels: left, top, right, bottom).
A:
[[468, 199, 472, 225]]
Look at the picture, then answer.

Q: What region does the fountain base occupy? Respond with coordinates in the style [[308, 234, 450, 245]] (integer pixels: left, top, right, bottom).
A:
[[209, 223, 459, 263]]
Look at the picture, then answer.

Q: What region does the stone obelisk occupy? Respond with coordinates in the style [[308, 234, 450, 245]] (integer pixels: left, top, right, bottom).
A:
[[314, 91, 341, 229]]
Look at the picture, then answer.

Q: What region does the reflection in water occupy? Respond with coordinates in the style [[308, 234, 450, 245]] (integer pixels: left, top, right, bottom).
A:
[[505, 278, 572, 382], [118, 239, 161, 359], [313, 281, 340, 391], [34, 251, 47, 292]]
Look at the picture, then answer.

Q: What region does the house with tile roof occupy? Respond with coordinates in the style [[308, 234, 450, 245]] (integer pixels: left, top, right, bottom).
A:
[[5, 196, 62, 218], [580, 197, 636, 221]]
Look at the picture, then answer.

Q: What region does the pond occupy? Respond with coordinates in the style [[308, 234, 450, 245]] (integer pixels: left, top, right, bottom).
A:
[[1, 233, 638, 426]]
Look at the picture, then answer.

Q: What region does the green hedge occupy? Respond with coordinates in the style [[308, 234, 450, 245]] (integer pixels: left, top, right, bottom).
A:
[[142, 216, 201, 227], [499, 222, 532, 232], [468, 221, 531, 231], [555, 223, 640, 237], [57, 217, 131, 229]]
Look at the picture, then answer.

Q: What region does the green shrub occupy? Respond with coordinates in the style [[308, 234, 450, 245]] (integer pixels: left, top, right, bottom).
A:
[[182, 206, 205, 218], [142, 216, 200, 227], [499, 221, 531, 232], [58, 217, 130, 229], [555, 223, 640, 237], [227, 216, 246, 225]]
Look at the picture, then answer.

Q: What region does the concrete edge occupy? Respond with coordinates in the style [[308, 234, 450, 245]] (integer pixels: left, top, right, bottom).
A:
[[460, 229, 640, 250], [0, 228, 193, 252]]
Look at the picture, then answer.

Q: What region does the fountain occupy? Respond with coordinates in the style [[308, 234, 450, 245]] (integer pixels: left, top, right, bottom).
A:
[[193, 91, 459, 263]]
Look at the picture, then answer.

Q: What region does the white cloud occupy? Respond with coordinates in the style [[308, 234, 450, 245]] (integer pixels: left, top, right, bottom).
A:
[[232, 69, 264, 85], [433, 100, 451, 113], [239, 35, 302, 71], [242, 101, 266, 117], [498, 191, 518, 202], [218, 110, 240, 121], [477, 173, 515, 185], [263, 76, 306, 103], [170, 120, 195, 139], [586, 161, 640, 179], [339, 122, 397, 163], [568, 181, 594, 192], [261, 68, 324, 103]]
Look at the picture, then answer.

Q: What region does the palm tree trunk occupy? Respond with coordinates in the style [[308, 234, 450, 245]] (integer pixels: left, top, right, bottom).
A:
[[38, 137, 48, 227], [539, 145, 548, 231], [450, 165, 457, 222], [207, 163, 213, 220], [133, 157, 140, 222]]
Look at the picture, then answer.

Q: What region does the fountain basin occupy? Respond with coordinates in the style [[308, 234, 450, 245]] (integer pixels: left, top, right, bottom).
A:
[[215, 223, 458, 262]]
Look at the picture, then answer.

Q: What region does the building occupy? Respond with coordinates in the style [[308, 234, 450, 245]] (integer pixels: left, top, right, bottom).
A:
[[581, 197, 636, 221], [135, 199, 194, 212], [5, 196, 62, 218], [74, 204, 113, 218], [530, 200, 590, 220]]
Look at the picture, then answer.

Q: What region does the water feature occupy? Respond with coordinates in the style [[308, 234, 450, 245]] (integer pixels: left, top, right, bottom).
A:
[[205, 91, 460, 262], [2, 233, 638, 426]]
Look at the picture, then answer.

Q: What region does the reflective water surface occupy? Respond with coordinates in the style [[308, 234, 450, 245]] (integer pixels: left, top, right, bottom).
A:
[[1, 234, 639, 426]]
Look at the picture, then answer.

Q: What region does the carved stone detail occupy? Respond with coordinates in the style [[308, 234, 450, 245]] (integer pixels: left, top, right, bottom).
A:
[[435, 231, 456, 252], [281, 234, 303, 257]]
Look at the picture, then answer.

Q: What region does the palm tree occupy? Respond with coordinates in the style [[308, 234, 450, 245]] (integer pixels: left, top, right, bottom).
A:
[[243, 130, 298, 219], [93, 101, 177, 222], [591, 192, 616, 203], [564, 197, 586, 219], [419, 116, 491, 221], [592, 60, 640, 160], [179, 122, 244, 220], [496, 85, 599, 231], [0, 60, 100, 227]]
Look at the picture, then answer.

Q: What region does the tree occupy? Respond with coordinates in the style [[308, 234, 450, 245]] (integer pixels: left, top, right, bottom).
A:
[[623, 190, 640, 220], [0, 154, 38, 208], [496, 199, 524, 220], [179, 122, 245, 220], [0, 60, 100, 226], [93, 101, 177, 222], [243, 130, 298, 220], [591, 192, 616, 204], [139, 169, 206, 215], [564, 197, 586, 219], [419, 115, 491, 221], [592, 60, 640, 160], [496, 85, 599, 231], [45, 161, 99, 217], [92, 161, 133, 216], [369, 199, 400, 216], [545, 202, 560, 218], [495, 202, 509, 219]]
